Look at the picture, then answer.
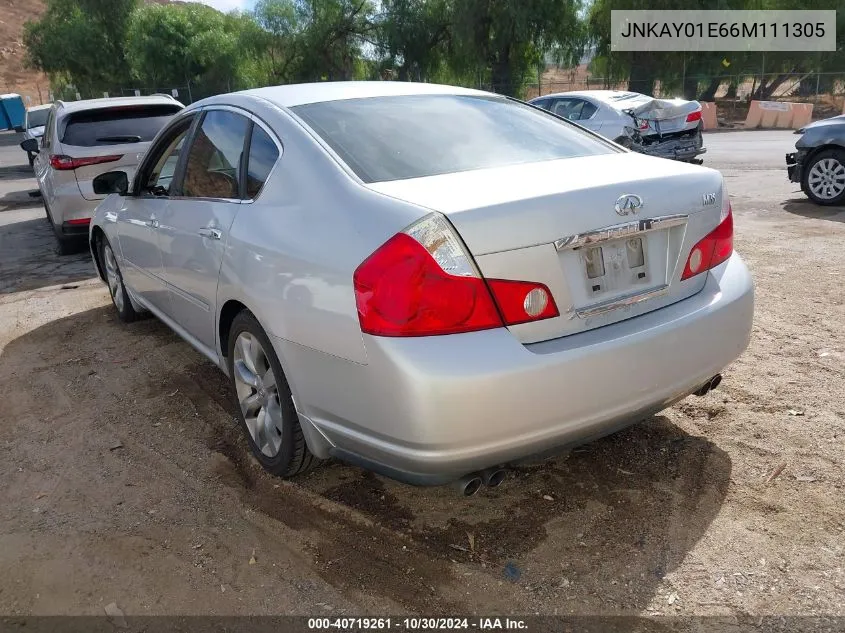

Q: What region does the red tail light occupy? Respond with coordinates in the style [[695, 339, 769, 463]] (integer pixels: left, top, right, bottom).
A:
[[681, 206, 734, 280], [50, 154, 122, 171], [354, 232, 502, 336], [486, 279, 558, 325], [65, 218, 91, 226], [686, 110, 702, 123], [354, 214, 560, 337]]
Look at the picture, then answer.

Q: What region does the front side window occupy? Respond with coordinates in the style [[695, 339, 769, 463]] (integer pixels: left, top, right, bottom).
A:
[[180, 110, 249, 199], [142, 122, 193, 196], [245, 125, 280, 199], [291, 94, 615, 183]]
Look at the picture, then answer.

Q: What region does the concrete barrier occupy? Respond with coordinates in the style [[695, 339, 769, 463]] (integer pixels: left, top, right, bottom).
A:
[[744, 100, 814, 130], [700, 102, 717, 130]]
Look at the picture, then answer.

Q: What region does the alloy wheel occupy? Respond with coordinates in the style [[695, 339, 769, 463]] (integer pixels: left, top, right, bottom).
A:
[[807, 157, 845, 200], [103, 244, 125, 313], [232, 332, 283, 457]]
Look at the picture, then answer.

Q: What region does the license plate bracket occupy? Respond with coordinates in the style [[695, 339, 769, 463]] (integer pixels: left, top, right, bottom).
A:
[[581, 235, 651, 297]]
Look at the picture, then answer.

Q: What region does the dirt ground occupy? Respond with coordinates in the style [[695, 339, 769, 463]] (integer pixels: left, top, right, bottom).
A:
[[0, 130, 843, 624]]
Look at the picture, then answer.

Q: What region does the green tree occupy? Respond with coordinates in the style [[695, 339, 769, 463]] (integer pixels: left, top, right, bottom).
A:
[[24, 0, 138, 95], [378, 0, 452, 81], [450, 0, 583, 97], [294, 0, 377, 81], [125, 3, 262, 97]]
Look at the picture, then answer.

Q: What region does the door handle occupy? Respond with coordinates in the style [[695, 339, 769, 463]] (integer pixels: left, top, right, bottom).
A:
[[146, 218, 159, 229], [198, 227, 222, 240]]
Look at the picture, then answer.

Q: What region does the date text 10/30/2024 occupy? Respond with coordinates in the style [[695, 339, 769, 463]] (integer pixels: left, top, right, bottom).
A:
[[307, 618, 528, 630]]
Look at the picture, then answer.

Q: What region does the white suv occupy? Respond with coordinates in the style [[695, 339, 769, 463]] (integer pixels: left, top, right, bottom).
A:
[[21, 96, 183, 254]]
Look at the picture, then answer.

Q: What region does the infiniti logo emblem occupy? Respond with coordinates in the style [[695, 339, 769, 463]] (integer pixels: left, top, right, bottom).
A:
[[615, 194, 643, 216]]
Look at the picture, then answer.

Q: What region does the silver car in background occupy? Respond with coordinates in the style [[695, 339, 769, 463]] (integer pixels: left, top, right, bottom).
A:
[[89, 82, 753, 492], [22, 95, 183, 253], [530, 90, 706, 163], [21, 104, 51, 166]]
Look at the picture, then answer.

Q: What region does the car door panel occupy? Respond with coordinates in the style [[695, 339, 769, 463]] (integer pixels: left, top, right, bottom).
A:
[[114, 113, 198, 313], [116, 197, 170, 310], [157, 201, 241, 348], [157, 108, 251, 350]]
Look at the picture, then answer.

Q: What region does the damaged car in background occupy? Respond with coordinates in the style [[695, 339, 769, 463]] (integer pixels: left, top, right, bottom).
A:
[[530, 90, 706, 164], [786, 113, 845, 206]]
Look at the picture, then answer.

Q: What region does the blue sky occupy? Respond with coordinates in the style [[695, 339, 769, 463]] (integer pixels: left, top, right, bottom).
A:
[[192, 0, 257, 13]]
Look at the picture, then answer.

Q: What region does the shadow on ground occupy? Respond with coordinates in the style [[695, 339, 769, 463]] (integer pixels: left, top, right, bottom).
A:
[[782, 198, 845, 222], [0, 164, 33, 180], [0, 216, 93, 293], [0, 300, 733, 615]]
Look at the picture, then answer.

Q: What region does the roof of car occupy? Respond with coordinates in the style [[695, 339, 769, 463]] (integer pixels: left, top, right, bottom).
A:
[[27, 104, 52, 112], [534, 90, 648, 104], [56, 95, 182, 115], [229, 81, 492, 108]]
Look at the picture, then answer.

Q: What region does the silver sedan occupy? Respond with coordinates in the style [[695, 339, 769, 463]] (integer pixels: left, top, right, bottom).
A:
[[88, 82, 754, 492]]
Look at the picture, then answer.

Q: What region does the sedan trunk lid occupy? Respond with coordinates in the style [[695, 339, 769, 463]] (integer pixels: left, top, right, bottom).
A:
[[368, 153, 726, 343]]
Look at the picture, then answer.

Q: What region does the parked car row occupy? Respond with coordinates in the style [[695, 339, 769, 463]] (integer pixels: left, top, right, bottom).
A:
[[19, 79, 845, 489], [71, 82, 756, 493]]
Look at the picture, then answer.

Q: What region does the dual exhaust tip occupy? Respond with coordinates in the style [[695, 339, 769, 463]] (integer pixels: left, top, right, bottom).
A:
[[453, 468, 506, 496], [694, 373, 723, 397]]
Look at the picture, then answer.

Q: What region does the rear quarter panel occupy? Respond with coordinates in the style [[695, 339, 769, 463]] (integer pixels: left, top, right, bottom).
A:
[[215, 97, 427, 366]]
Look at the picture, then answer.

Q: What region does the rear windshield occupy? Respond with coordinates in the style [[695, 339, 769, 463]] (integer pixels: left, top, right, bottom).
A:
[[61, 104, 182, 147], [291, 95, 615, 183], [27, 108, 49, 128]]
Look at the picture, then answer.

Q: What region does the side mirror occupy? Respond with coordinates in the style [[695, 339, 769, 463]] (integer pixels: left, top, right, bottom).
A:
[[20, 138, 39, 153], [93, 171, 129, 196]]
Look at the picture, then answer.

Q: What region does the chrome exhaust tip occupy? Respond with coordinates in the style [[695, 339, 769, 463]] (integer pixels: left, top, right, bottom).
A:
[[694, 373, 723, 397], [453, 474, 483, 497], [480, 468, 506, 488], [709, 373, 722, 391]]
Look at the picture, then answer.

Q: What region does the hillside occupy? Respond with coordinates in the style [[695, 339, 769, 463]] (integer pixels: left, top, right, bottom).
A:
[[0, 0, 191, 106], [0, 0, 48, 104]]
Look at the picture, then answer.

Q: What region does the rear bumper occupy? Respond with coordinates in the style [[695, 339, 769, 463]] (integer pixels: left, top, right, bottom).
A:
[[280, 253, 754, 485], [60, 220, 91, 237], [638, 136, 706, 162], [46, 186, 100, 228]]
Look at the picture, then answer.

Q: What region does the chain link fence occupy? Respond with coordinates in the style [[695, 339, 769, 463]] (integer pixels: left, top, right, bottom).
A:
[[8, 71, 845, 124]]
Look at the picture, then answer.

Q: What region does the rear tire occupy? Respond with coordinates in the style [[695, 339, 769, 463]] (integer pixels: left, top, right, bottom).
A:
[[801, 148, 845, 206], [98, 235, 140, 323], [226, 310, 318, 478]]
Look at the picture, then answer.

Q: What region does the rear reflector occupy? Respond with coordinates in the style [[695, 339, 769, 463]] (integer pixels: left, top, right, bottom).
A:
[[681, 206, 733, 280], [686, 110, 702, 123], [50, 154, 123, 171], [353, 213, 560, 337], [65, 218, 91, 226]]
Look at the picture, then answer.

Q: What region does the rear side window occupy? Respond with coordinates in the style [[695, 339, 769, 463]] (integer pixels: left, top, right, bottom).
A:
[[245, 125, 279, 198], [60, 104, 182, 147], [291, 95, 614, 183], [181, 110, 249, 200]]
